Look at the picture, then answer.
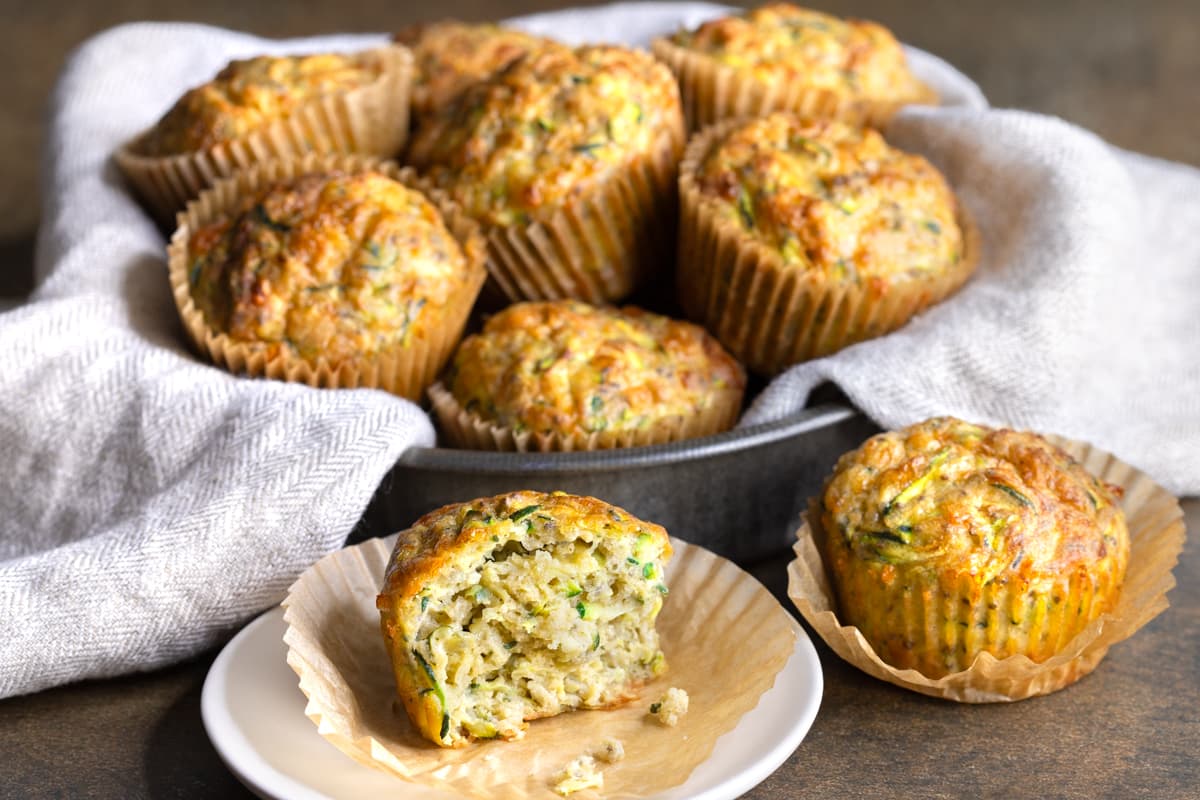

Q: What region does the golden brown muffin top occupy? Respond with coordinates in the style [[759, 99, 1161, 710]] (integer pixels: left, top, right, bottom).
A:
[[141, 52, 381, 155], [188, 169, 471, 363], [446, 301, 745, 437], [694, 113, 962, 282], [821, 417, 1128, 584], [668, 3, 925, 101], [379, 490, 672, 604], [396, 21, 561, 119], [408, 45, 682, 227]]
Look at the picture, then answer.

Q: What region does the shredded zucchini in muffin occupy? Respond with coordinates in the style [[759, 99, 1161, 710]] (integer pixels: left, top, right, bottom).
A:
[[696, 112, 962, 282], [407, 44, 681, 227], [378, 492, 672, 747]]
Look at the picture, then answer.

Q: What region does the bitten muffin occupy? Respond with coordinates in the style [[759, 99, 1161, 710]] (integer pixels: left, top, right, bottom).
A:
[[429, 300, 746, 451], [678, 112, 976, 374], [407, 45, 686, 303], [169, 158, 486, 399], [377, 490, 673, 747], [395, 21, 561, 121], [652, 3, 934, 130], [116, 47, 411, 224], [818, 417, 1130, 679]]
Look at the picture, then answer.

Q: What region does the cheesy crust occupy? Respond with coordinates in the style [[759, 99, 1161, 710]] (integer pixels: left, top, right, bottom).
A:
[[820, 417, 1130, 677], [377, 491, 673, 747], [445, 300, 746, 438], [695, 112, 962, 284], [141, 52, 382, 155], [407, 44, 683, 227], [396, 21, 561, 119], [668, 3, 926, 105], [187, 169, 471, 364]]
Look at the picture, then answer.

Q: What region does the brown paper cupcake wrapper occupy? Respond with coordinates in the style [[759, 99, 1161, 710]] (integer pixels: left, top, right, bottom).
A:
[[115, 44, 413, 227], [651, 37, 937, 132], [483, 118, 686, 305], [427, 381, 744, 452], [282, 535, 799, 799], [167, 153, 487, 400], [787, 435, 1186, 702], [677, 117, 980, 376]]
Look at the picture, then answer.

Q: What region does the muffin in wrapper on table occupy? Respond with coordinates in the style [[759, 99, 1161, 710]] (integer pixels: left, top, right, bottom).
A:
[[407, 44, 686, 305], [652, 3, 936, 131], [788, 417, 1186, 702], [429, 300, 746, 452], [677, 112, 978, 376], [167, 153, 486, 400], [115, 46, 413, 226]]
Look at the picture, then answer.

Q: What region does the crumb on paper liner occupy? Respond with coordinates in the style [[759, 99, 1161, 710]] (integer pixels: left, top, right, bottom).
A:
[[426, 381, 744, 452], [786, 435, 1186, 703], [166, 153, 487, 401], [115, 44, 413, 228], [282, 535, 799, 799], [650, 36, 937, 133], [676, 116, 980, 377]]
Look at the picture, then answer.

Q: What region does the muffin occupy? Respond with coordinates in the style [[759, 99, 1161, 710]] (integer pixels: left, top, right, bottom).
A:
[[817, 417, 1130, 679], [116, 47, 412, 225], [429, 300, 746, 451], [677, 112, 977, 375], [376, 490, 673, 747], [167, 154, 486, 399], [407, 45, 686, 304], [396, 21, 561, 122], [652, 3, 935, 130]]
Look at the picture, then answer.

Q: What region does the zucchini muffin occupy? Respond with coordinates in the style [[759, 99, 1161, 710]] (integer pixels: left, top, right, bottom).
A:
[[396, 21, 561, 121], [652, 3, 934, 130], [377, 490, 673, 747], [818, 417, 1130, 679], [678, 112, 976, 375], [168, 158, 486, 399], [429, 300, 746, 451], [407, 44, 686, 304], [116, 47, 412, 224]]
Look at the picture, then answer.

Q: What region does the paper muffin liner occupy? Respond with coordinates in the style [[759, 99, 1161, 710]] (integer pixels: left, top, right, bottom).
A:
[[115, 44, 413, 227], [166, 153, 487, 401], [650, 37, 937, 132], [282, 534, 799, 799], [677, 117, 980, 376], [481, 118, 686, 306], [426, 380, 744, 452], [787, 435, 1186, 702]]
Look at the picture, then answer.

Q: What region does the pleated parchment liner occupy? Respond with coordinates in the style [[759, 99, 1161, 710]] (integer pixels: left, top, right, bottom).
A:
[[426, 381, 744, 452], [115, 44, 413, 227], [677, 116, 981, 376], [167, 153, 487, 401], [650, 36, 938, 132], [480, 117, 686, 306], [282, 535, 799, 799], [788, 435, 1187, 703]]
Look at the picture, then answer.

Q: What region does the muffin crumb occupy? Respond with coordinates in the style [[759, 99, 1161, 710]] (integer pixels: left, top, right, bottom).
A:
[[594, 737, 625, 763], [554, 755, 603, 795], [649, 687, 689, 727]]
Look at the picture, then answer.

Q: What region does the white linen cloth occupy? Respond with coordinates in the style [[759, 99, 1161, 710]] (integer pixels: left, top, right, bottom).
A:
[[0, 2, 1194, 698]]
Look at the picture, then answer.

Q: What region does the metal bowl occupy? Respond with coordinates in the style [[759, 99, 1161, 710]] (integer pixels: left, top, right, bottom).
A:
[[355, 403, 879, 565]]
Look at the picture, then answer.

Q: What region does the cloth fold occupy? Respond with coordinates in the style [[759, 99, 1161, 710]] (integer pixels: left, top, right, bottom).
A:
[[0, 2, 1195, 700]]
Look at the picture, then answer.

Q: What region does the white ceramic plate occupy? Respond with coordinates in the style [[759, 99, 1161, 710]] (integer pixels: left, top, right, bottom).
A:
[[202, 605, 821, 800]]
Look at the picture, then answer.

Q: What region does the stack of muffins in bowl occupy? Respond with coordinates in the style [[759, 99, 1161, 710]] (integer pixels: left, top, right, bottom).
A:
[[116, 2, 1181, 707]]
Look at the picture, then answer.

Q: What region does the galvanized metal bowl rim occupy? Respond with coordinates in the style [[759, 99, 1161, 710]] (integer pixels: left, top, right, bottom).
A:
[[399, 403, 860, 474]]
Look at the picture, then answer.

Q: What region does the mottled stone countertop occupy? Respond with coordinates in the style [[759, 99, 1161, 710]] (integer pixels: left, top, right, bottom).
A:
[[0, 1, 1196, 798]]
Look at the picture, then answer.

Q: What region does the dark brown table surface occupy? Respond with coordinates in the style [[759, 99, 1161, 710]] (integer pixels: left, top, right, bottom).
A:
[[1, 1, 1197, 798]]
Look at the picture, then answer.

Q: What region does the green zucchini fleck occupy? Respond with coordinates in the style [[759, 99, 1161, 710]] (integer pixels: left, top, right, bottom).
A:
[[420, 595, 429, 612], [736, 189, 755, 229], [655, 584, 669, 595], [253, 203, 291, 233], [991, 483, 1033, 507], [649, 702, 662, 714], [566, 585, 583, 598], [413, 650, 448, 739], [591, 395, 604, 414], [884, 448, 950, 516], [577, 601, 589, 619], [592, 632, 601, 650], [510, 504, 540, 522], [923, 220, 942, 235], [572, 141, 605, 155], [643, 562, 657, 579]]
